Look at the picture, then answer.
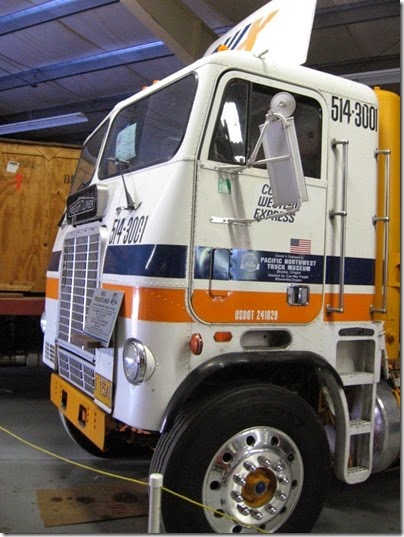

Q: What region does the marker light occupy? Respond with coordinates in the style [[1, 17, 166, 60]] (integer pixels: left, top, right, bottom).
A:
[[190, 333, 203, 355], [214, 331, 233, 342], [123, 338, 155, 385]]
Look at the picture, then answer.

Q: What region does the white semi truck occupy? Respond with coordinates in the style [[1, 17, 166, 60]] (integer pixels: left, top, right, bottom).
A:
[[41, 1, 400, 532]]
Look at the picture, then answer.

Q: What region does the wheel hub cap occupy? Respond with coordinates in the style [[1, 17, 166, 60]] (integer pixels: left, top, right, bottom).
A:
[[242, 468, 275, 508], [202, 426, 303, 533]]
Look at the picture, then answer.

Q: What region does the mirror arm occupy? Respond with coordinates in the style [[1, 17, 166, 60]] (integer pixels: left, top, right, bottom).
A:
[[247, 110, 288, 167], [215, 111, 289, 173], [211, 200, 301, 226]]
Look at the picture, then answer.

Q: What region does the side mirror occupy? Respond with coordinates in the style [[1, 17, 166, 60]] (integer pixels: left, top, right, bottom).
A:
[[248, 92, 308, 208]]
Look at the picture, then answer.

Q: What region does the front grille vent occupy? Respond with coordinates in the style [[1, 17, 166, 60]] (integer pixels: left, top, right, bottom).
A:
[[58, 229, 100, 347], [58, 348, 95, 396], [44, 342, 56, 365]]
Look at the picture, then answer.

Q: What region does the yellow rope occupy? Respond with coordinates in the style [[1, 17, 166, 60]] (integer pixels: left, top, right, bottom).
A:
[[0, 424, 269, 533]]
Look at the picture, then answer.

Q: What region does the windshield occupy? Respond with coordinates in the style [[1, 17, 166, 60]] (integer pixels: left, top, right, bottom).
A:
[[99, 74, 197, 179], [69, 120, 109, 195]]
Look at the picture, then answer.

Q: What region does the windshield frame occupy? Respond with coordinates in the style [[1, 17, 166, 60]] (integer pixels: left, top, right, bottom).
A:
[[69, 119, 109, 195]]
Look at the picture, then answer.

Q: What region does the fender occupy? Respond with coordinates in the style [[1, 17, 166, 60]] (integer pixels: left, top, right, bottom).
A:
[[160, 350, 343, 432]]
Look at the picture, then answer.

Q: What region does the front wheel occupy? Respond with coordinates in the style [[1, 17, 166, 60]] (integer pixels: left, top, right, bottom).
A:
[[150, 384, 330, 533]]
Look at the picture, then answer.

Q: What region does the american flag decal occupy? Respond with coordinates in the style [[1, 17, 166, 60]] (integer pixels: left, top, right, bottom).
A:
[[290, 238, 311, 254]]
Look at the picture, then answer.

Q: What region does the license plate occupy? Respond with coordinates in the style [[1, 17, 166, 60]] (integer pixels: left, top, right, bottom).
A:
[[94, 373, 113, 409]]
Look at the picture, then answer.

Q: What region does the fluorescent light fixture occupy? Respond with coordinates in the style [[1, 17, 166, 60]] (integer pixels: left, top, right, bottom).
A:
[[0, 112, 88, 135]]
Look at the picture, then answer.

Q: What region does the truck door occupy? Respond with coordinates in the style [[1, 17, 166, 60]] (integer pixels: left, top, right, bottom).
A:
[[324, 90, 380, 323], [190, 72, 328, 325]]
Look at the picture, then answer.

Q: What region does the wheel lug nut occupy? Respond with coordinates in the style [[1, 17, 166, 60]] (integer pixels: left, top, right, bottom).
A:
[[258, 456, 272, 468], [237, 504, 251, 516], [275, 464, 284, 472], [233, 474, 246, 486], [231, 491, 243, 503], [251, 510, 263, 521], [278, 492, 287, 501], [266, 504, 277, 515], [243, 461, 256, 472], [278, 475, 289, 485]]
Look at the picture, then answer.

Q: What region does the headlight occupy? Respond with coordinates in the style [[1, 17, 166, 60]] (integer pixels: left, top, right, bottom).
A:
[[40, 311, 47, 334], [123, 338, 155, 385]]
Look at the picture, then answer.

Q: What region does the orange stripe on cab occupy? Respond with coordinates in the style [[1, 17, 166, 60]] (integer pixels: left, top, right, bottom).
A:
[[324, 293, 374, 322], [102, 285, 375, 324], [46, 277, 59, 300], [102, 283, 192, 322]]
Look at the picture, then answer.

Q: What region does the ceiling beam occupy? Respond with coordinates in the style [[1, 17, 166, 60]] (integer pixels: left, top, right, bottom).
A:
[[120, 0, 217, 64], [0, 0, 119, 36], [0, 41, 172, 91]]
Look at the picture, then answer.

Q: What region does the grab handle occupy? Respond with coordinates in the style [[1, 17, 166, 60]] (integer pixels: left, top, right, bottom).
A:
[[371, 149, 391, 314], [327, 139, 349, 314]]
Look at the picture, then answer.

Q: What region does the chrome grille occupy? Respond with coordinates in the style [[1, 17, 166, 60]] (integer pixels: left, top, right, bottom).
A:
[[58, 229, 100, 345], [58, 348, 95, 395], [44, 342, 56, 365]]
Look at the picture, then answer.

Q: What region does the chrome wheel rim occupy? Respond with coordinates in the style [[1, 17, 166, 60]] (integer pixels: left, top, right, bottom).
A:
[[202, 426, 304, 533]]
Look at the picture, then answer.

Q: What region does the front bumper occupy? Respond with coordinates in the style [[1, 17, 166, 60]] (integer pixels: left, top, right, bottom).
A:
[[51, 373, 107, 451]]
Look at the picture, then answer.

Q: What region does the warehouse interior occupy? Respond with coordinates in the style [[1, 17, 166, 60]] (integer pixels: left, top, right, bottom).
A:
[[0, 0, 400, 146], [0, 0, 401, 534]]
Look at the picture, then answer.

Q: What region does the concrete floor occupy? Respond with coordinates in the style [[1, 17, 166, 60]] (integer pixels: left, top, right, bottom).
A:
[[0, 364, 401, 534]]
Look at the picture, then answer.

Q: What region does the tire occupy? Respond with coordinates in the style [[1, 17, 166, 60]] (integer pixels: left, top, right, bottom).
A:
[[150, 383, 330, 533], [58, 411, 153, 458]]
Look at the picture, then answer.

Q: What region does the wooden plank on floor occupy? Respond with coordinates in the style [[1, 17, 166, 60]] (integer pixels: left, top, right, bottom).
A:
[[36, 480, 149, 527]]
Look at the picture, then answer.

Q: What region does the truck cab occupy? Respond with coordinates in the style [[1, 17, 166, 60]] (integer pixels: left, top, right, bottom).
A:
[[42, 48, 400, 533]]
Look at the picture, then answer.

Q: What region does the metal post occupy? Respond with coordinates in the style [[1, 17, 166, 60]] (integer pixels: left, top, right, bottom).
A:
[[148, 473, 163, 533]]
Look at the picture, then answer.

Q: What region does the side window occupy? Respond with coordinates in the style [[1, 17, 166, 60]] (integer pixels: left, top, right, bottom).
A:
[[209, 79, 322, 179], [293, 98, 322, 178], [69, 121, 109, 195], [208, 80, 248, 165]]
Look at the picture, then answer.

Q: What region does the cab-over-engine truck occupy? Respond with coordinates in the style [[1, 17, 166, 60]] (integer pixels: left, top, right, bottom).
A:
[[41, 1, 400, 532]]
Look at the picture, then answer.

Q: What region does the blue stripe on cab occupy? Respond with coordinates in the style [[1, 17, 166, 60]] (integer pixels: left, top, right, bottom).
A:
[[326, 256, 374, 286], [97, 243, 375, 287], [48, 251, 61, 272], [103, 244, 187, 278]]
